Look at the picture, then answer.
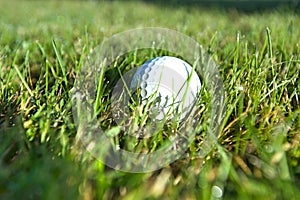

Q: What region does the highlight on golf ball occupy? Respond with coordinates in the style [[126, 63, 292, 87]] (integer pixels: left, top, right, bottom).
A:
[[130, 56, 201, 120]]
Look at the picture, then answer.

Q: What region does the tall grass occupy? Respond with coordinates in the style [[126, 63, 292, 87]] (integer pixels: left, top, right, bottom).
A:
[[0, 0, 299, 199]]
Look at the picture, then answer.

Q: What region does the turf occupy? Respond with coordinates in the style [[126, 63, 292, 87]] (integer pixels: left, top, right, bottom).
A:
[[0, 0, 300, 199]]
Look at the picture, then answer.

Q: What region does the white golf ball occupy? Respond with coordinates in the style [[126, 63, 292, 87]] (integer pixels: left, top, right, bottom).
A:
[[130, 56, 201, 121]]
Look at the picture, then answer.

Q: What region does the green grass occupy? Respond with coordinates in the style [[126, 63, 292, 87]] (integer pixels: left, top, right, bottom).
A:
[[1, 0, 300, 199]]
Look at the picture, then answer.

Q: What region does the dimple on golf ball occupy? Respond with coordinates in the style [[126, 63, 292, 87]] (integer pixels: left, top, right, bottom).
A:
[[130, 56, 201, 121]]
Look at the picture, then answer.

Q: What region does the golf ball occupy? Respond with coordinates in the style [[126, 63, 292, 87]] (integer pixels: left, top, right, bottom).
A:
[[130, 56, 201, 120]]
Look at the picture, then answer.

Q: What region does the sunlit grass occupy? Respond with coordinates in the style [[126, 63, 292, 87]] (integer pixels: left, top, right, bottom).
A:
[[0, 0, 300, 199]]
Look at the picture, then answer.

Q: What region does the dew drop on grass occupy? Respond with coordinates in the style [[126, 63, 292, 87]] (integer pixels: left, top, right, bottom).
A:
[[211, 185, 223, 198]]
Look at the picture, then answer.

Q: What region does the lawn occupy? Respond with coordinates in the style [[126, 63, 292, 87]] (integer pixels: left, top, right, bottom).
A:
[[0, 0, 300, 199]]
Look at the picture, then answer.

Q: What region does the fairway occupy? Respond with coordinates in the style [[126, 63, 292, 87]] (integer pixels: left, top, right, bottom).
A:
[[0, 0, 300, 199]]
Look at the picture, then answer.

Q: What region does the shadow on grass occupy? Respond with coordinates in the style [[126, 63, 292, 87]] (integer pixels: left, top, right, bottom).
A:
[[141, 0, 300, 12]]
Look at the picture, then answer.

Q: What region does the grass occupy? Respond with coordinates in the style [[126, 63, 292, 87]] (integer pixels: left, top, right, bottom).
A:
[[0, 0, 300, 199]]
